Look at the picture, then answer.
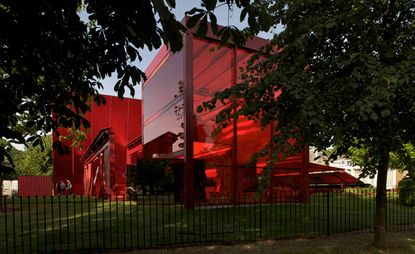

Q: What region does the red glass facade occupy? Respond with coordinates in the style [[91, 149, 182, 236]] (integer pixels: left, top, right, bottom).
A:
[[192, 39, 234, 200], [142, 32, 308, 206], [143, 30, 362, 206], [143, 47, 184, 158]]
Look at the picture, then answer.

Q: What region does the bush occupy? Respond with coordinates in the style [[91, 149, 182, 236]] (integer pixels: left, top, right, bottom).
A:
[[398, 177, 415, 207], [126, 159, 172, 195]]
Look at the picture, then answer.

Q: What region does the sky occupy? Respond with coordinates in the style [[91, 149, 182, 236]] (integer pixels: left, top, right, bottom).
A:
[[98, 1, 275, 99]]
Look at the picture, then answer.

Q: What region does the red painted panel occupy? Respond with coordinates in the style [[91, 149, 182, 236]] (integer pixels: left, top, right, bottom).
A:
[[128, 99, 142, 142], [111, 98, 127, 189], [53, 95, 142, 196], [83, 110, 94, 150], [126, 143, 143, 165], [18, 176, 52, 196], [53, 128, 84, 194], [91, 98, 111, 140]]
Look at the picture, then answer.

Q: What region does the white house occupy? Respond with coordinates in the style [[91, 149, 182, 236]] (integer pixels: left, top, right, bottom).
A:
[[310, 148, 404, 190]]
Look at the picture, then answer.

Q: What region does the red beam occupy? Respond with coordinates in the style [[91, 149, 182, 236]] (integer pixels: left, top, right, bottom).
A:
[[183, 32, 195, 209]]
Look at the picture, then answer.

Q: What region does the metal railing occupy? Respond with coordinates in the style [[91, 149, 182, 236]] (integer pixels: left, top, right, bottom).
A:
[[0, 189, 414, 253]]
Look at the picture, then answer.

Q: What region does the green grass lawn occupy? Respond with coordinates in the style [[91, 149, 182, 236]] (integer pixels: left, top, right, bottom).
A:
[[0, 190, 414, 253]]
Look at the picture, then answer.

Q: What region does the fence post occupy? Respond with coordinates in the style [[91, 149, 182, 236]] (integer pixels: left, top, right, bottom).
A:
[[259, 197, 262, 239], [4, 196, 8, 254], [326, 191, 330, 237], [385, 189, 388, 232]]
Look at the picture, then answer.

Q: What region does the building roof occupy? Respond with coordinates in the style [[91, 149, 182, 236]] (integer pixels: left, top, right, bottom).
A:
[[144, 18, 270, 85]]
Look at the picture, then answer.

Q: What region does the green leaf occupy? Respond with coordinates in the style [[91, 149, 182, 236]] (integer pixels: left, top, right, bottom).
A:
[[219, 27, 231, 45], [0, 147, 15, 169], [127, 45, 137, 62], [196, 105, 203, 113], [202, 0, 217, 11], [26, 120, 36, 128], [33, 137, 40, 147], [166, 0, 176, 8], [209, 13, 218, 34], [126, 26, 136, 38], [186, 13, 205, 29], [185, 8, 205, 16], [82, 118, 91, 129], [152, 0, 170, 21], [240, 7, 248, 22], [195, 15, 208, 38], [381, 109, 391, 118]]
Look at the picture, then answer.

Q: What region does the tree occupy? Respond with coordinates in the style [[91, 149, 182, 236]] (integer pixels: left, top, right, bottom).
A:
[[348, 143, 415, 179], [0, 139, 20, 178], [0, 0, 265, 174], [14, 135, 53, 176], [197, 0, 415, 248], [398, 177, 415, 207], [127, 160, 170, 195], [0, 135, 52, 209], [0, 134, 20, 209], [0, 0, 185, 172], [0, 135, 52, 177]]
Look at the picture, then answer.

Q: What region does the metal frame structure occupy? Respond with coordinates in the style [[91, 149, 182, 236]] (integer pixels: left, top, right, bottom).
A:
[[142, 22, 363, 208]]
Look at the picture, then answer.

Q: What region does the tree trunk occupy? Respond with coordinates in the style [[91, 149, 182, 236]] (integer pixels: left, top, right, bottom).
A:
[[373, 145, 389, 248]]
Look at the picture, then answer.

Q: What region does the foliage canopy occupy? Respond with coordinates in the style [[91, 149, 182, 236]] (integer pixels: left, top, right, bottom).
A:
[[0, 0, 266, 173], [2, 0, 413, 247], [398, 177, 415, 207], [0, 135, 52, 178], [197, 0, 415, 247], [0, 0, 186, 171], [202, 0, 415, 163], [348, 143, 415, 179]]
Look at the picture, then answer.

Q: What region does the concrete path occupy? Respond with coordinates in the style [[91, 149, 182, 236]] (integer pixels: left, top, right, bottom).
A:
[[105, 230, 415, 254]]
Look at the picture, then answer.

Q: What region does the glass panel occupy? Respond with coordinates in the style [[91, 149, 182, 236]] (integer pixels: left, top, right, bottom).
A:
[[192, 38, 234, 197], [144, 100, 184, 156], [143, 50, 184, 124], [143, 49, 184, 158], [235, 48, 271, 193], [236, 48, 271, 163]]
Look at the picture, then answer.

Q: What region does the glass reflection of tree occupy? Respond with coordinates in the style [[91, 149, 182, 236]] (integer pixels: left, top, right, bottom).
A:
[[174, 80, 208, 150], [173, 81, 184, 149]]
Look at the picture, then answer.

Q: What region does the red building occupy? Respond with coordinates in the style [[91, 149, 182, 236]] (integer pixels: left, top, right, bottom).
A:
[[142, 23, 361, 207], [53, 95, 141, 196]]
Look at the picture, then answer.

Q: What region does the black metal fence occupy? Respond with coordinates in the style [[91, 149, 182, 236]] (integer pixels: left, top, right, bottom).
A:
[[0, 189, 414, 253]]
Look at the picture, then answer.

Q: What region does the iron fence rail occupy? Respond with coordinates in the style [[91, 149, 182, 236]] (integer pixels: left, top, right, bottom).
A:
[[0, 189, 414, 253]]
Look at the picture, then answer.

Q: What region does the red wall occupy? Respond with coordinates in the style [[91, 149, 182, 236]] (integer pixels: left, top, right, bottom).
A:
[[18, 176, 52, 196], [53, 95, 142, 195]]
